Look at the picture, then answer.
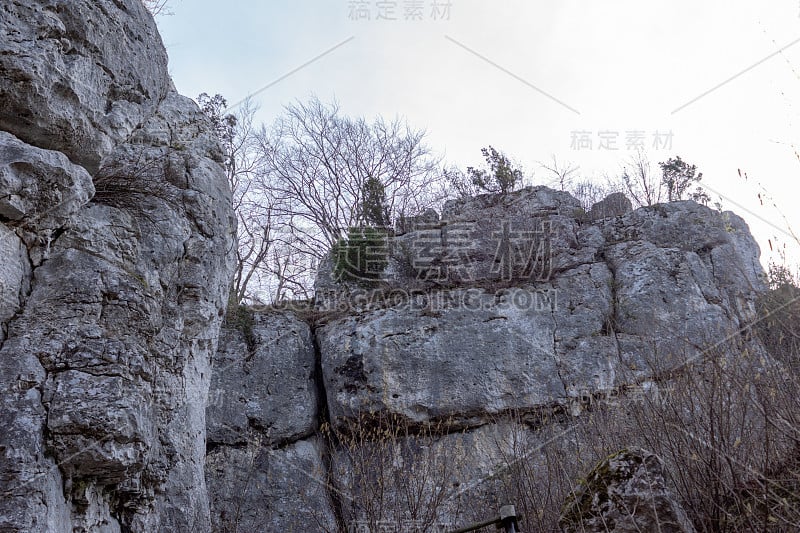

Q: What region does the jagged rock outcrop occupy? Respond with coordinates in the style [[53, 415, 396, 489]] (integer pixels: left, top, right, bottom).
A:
[[316, 189, 764, 428], [0, 0, 170, 173], [0, 1, 778, 530], [559, 448, 697, 533], [211, 187, 770, 531], [0, 1, 236, 531]]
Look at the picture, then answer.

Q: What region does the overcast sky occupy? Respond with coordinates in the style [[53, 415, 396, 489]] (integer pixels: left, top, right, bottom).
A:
[[156, 1, 800, 271]]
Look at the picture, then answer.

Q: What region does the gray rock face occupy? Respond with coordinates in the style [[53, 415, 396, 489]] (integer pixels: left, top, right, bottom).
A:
[[207, 312, 319, 447], [0, 91, 235, 532], [0, 2, 236, 530], [0, 0, 171, 173], [395, 207, 439, 235], [211, 188, 769, 530], [206, 437, 337, 533], [331, 420, 537, 531], [588, 192, 632, 220], [315, 191, 764, 429], [205, 313, 336, 531], [0, 131, 94, 238], [318, 286, 566, 426], [560, 448, 697, 533], [0, 1, 775, 529], [0, 222, 29, 345]]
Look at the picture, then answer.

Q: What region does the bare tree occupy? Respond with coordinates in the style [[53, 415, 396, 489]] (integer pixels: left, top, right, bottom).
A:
[[569, 177, 620, 211], [617, 149, 663, 207], [539, 155, 579, 191], [199, 94, 305, 304], [613, 151, 710, 208], [254, 97, 446, 264]]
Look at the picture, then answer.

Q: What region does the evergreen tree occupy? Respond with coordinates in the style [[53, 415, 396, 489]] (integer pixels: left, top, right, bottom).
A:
[[359, 175, 392, 227]]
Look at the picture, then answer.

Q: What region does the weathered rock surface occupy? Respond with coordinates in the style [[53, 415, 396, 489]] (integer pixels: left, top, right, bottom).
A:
[[0, 221, 28, 344], [0, 1, 777, 530], [206, 437, 337, 533], [331, 421, 539, 531], [0, 131, 95, 244], [315, 188, 765, 429], [207, 312, 318, 447], [0, 1, 236, 531], [210, 186, 770, 531], [560, 448, 697, 533], [588, 191, 632, 220], [0, 0, 171, 173], [318, 286, 566, 426]]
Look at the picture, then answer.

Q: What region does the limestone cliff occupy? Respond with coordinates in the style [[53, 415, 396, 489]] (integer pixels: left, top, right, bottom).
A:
[[0, 2, 783, 531], [207, 188, 772, 532], [0, 1, 236, 531]]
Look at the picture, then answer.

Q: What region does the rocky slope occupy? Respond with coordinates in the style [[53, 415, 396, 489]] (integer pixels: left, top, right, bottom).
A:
[[0, 1, 235, 531]]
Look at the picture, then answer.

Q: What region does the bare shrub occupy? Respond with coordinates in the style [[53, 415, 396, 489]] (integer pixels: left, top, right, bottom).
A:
[[756, 262, 800, 373], [476, 333, 800, 531], [539, 154, 579, 192], [319, 412, 469, 532], [92, 147, 184, 236]]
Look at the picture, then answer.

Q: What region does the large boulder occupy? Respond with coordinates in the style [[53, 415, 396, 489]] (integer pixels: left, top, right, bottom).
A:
[[588, 192, 632, 220], [560, 448, 696, 533]]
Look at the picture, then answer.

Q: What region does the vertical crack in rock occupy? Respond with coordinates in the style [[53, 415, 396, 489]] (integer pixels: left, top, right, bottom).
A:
[[206, 190, 772, 529], [206, 312, 338, 531], [309, 322, 347, 531], [549, 290, 570, 401], [0, 231, 31, 355], [601, 247, 624, 364]]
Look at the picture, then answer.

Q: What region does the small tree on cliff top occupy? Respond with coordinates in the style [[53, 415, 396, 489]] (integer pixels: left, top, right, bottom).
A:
[[468, 146, 523, 194], [449, 146, 524, 197], [659, 155, 709, 204]]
